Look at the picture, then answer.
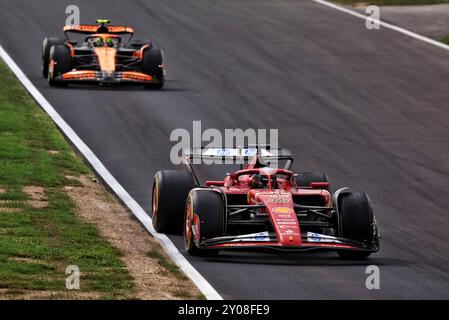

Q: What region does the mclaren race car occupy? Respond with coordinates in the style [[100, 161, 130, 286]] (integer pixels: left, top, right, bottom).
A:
[[42, 19, 164, 88], [151, 147, 379, 259]]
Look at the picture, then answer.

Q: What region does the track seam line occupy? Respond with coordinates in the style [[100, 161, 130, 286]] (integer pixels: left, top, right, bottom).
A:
[[0, 45, 223, 301], [313, 0, 449, 51]]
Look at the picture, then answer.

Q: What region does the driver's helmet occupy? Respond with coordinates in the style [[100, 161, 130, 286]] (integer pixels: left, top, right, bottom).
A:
[[251, 173, 278, 189], [105, 37, 114, 47], [94, 37, 103, 47]]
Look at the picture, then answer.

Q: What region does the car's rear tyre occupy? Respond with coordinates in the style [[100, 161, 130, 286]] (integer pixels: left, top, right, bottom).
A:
[[142, 46, 164, 89], [184, 189, 225, 256], [337, 192, 375, 259], [295, 172, 330, 191], [42, 37, 66, 78], [151, 170, 195, 234], [48, 44, 72, 87]]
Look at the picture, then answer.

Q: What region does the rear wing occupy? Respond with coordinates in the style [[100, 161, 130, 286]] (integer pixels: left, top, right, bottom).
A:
[[183, 147, 293, 186], [185, 147, 291, 161], [63, 25, 134, 35], [184, 147, 293, 167]]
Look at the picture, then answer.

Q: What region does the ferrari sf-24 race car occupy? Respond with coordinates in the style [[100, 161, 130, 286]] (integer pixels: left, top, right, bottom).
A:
[[151, 147, 379, 259], [42, 19, 164, 88]]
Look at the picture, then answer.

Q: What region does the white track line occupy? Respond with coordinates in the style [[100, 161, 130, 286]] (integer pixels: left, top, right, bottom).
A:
[[313, 0, 449, 51], [0, 46, 222, 300]]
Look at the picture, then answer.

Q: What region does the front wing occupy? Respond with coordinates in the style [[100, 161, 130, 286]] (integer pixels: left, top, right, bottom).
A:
[[199, 232, 379, 253], [53, 70, 161, 85]]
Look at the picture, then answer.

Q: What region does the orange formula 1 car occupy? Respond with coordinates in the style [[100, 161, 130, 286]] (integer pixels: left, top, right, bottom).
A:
[[42, 19, 164, 89]]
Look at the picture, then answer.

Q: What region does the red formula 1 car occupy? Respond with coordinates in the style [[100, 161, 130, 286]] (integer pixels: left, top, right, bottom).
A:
[[151, 147, 379, 259], [42, 19, 164, 89]]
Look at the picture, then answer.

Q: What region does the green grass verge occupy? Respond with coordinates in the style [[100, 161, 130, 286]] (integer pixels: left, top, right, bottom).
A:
[[147, 248, 187, 281], [146, 249, 205, 299], [0, 60, 134, 298], [441, 35, 449, 44], [334, 0, 449, 5]]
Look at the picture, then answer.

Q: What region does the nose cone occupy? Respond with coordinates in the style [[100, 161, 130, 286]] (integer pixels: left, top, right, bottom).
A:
[[255, 192, 302, 246], [94, 47, 116, 72]]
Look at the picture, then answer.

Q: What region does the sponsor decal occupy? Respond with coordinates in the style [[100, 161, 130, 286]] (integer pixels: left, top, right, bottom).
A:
[[216, 148, 231, 156], [243, 148, 257, 156], [263, 194, 291, 203], [268, 198, 289, 203], [306, 232, 342, 243], [308, 232, 321, 242], [277, 221, 296, 225], [283, 230, 300, 236], [272, 207, 293, 214], [255, 232, 267, 241], [231, 231, 270, 242]]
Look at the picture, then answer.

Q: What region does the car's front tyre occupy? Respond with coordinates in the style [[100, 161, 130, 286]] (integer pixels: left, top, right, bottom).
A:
[[337, 192, 377, 259], [42, 37, 66, 78], [48, 44, 72, 87], [184, 189, 225, 256], [141, 46, 164, 89]]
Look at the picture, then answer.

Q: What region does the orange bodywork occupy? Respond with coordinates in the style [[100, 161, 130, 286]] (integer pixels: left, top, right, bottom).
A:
[[121, 72, 152, 81], [122, 71, 153, 81], [65, 43, 75, 57], [133, 44, 149, 59]]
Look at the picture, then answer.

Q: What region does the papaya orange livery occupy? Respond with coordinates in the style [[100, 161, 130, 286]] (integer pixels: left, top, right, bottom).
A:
[[43, 19, 164, 89], [94, 47, 116, 71]]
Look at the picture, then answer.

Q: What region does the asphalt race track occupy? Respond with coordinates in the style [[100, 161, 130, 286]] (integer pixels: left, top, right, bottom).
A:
[[1, 0, 449, 299]]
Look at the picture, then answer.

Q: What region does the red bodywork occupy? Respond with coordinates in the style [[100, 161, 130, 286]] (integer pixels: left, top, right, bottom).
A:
[[186, 155, 374, 253]]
